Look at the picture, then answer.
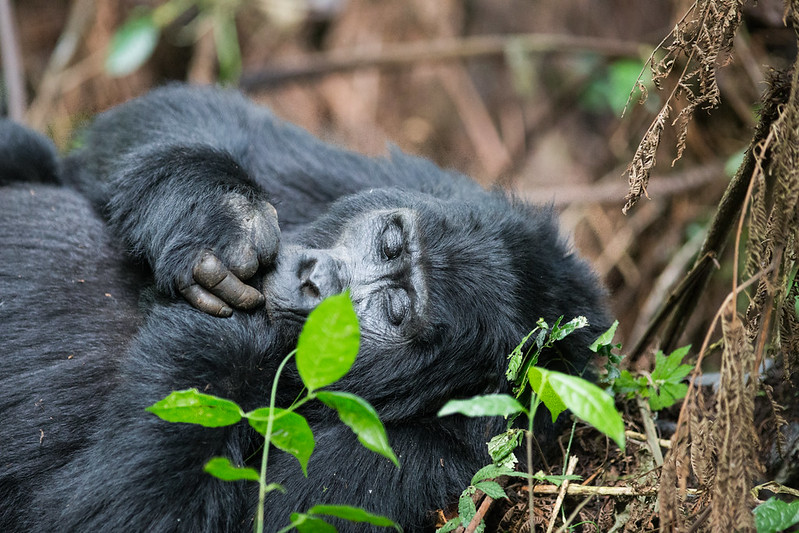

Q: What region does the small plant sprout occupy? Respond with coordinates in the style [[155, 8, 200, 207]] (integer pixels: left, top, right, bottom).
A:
[[147, 292, 401, 532], [436, 318, 625, 531]]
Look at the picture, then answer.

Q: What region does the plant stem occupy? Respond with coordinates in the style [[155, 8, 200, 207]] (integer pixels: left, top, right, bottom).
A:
[[255, 350, 296, 533], [527, 397, 541, 532]]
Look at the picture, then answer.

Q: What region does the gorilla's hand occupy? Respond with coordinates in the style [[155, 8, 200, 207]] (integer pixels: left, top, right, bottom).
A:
[[174, 196, 280, 317]]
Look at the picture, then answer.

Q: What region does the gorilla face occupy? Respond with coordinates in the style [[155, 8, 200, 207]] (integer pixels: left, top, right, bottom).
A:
[[257, 187, 545, 420], [263, 207, 427, 342]]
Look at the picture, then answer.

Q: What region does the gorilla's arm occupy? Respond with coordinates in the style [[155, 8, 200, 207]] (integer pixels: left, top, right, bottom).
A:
[[63, 85, 473, 315], [65, 87, 288, 315]]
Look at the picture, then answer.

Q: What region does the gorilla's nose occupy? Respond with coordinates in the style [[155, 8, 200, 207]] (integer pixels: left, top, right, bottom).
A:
[[298, 254, 345, 302]]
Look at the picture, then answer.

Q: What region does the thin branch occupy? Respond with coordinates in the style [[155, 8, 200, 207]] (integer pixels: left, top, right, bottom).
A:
[[463, 495, 494, 533], [546, 456, 578, 533], [240, 33, 646, 90], [0, 0, 26, 120], [532, 484, 702, 497]]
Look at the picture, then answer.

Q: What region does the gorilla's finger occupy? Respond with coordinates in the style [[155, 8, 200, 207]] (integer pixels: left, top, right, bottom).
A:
[[179, 284, 233, 318], [227, 246, 259, 281], [194, 253, 265, 310]]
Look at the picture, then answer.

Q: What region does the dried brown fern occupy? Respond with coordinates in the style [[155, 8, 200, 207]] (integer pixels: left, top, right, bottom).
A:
[[710, 303, 759, 532], [624, 0, 746, 214]]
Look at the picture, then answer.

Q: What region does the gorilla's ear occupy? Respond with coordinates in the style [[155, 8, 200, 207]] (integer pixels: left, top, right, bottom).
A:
[[0, 121, 61, 185]]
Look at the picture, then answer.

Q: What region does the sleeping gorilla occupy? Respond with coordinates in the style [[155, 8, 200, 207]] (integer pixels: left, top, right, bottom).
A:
[[0, 85, 608, 532]]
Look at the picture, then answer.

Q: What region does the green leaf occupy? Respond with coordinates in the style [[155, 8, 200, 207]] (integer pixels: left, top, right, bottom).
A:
[[549, 316, 588, 342], [106, 15, 160, 77], [529, 367, 625, 451], [753, 498, 799, 533], [527, 367, 568, 422], [437, 394, 525, 418], [651, 345, 692, 382], [212, 11, 242, 82], [203, 457, 259, 482], [487, 429, 524, 469], [612, 370, 644, 396], [246, 408, 314, 476], [649, 382, 688, 411], [458, 491, 477, 527], [296, 292, 360, 392], [471, 464, 519, 485], [146, 389, 242, 427], [589, 320, 619, 352], [316, 391, 399, 467], [307, 505, 400, 529], [473, 480, 507, 500], [289, 513, 337, 533], [506, 328, 539, 382]]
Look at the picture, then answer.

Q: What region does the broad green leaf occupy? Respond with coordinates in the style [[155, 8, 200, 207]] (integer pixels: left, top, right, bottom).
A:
[[753, 498, 799, 533], [246, 408, 314, 476], [529, 367, 625, 451], [296, 293, 360, 391], [308, 505, 400, 529], [527, 367, 568, 422], [437, 394, 525, 418], [146, 389, 242, 427], [471, 463, 519, 485], [437, 517, 461, 532], [487, 429, 524, 469], [316, 391, 399, 467], [106, 15, 160, 77], [473, 480, 507, 500], [458, 492, 477, 528], [203, 457, 259, 482], [652, 345, 692, 382], [649, 382, 688, 411], [589, 320, 619, 352], [289, 513, 337, 533], [212, 11, 242, 82]]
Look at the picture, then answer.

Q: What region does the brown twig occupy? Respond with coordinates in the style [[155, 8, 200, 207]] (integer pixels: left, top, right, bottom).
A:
[[240, 33, 646, 91], [546, 456, 578, 533], [532, 484, 700, 497], [462, 495, 494, 533], [0, 0, 26, 121]]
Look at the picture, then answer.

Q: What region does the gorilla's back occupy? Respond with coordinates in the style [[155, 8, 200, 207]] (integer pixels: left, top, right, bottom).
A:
[[0, 184, 144, 527]]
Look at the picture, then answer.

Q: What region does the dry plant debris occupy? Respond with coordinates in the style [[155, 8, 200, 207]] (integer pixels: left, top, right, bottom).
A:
[[624, 0, 746, 214]]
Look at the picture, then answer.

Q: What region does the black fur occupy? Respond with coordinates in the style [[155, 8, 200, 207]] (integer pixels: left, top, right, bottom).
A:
[[0, 85, 609, 532], [0, 120, 60, 184]]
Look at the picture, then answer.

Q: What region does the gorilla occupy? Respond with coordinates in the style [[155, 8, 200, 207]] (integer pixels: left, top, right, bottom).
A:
[[0, 85, 608, 532]]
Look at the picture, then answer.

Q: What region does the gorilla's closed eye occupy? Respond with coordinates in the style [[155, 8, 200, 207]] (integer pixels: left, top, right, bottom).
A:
[[380, 218, 404, 260], [385, 287, 411, 326]]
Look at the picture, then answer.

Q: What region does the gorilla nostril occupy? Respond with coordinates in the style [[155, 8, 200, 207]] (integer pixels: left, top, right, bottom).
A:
[[301, 279, 320, 299]]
